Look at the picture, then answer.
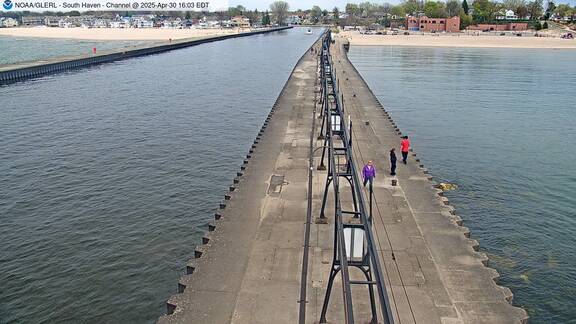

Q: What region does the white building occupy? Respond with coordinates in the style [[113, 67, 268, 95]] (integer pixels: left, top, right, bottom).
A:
[[497, 10, 518, 20], [1, 17, 19, 27], [58, 19, 73, 28], [93, 19, 110, 28], [110, 18, 130, 28], [162, 18, 182, 29], [286, 15, 302, 25], [44, 16, 61, 27]]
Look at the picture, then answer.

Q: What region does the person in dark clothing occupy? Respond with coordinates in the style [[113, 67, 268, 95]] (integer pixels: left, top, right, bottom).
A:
[[390, 148, 397, 176]]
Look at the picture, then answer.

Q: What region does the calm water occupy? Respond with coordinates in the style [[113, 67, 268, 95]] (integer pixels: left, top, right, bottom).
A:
[[0, 27, 322, 323], [0, 36, 153, 65], [348, 46, 576, 323]]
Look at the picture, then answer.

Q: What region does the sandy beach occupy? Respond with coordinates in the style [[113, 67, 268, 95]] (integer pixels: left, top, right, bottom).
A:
[[340, 30, 576, 49], [0, 27, 245, 41]]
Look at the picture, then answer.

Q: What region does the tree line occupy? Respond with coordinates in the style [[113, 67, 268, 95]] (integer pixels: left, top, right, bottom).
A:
[[3, 0, 574, 28]]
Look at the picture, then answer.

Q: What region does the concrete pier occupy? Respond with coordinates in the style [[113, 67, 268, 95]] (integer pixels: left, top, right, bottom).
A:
[[158, 34, 528, 324], [0, 27, 291, 85]]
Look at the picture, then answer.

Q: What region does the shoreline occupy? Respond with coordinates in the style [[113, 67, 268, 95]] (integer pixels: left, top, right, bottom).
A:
[[0, 27, 251, 41], [340, 30, 576, 49]]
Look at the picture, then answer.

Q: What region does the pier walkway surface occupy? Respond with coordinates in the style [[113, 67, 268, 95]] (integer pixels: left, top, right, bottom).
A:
[[158, 35, 528, 323]]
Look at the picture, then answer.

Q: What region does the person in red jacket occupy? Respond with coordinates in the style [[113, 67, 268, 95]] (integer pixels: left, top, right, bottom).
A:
[[400, 136, 410, 164]]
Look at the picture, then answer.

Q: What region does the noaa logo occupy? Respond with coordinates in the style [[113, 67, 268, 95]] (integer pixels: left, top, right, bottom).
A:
[[3, 0, 13, 10]]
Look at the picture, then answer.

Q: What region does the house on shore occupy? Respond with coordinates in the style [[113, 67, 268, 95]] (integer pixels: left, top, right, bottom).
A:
[[0, 17, 19, 27], [497, 10, 519, 20], [231, 16, 250, 28], [406, 15, 460, 32]]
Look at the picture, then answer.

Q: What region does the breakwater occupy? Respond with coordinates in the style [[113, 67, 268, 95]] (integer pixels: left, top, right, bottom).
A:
[[159, 31, 527, 324], [157, 32, 528, 323], [330, 36, 528, 323], [0, 27, 291, 85]]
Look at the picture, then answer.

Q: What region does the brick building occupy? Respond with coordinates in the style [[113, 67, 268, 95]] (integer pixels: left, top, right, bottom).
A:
[[467, 22, 529, 31], [406, 16, 460, 33]]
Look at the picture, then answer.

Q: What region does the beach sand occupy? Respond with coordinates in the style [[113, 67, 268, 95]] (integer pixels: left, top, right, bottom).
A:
[[0, 27, 245, 41], [340, 30, 576, 49]]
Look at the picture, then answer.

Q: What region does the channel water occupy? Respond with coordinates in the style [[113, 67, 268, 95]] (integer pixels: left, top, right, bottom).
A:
[[0, 27, 322, 323], [348, 45, 576, 323]]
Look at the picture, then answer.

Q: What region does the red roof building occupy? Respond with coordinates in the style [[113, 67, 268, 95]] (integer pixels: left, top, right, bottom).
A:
[[406, 16, 461, 33]]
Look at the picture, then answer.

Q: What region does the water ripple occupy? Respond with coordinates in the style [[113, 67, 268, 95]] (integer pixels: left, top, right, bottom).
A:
[[349, 45, 576, 323], [0, 27, 322, 324]]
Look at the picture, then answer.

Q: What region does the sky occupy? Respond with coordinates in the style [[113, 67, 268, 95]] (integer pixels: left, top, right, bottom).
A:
[[229, 0, 576, 11], [229, 0, 385, 10]]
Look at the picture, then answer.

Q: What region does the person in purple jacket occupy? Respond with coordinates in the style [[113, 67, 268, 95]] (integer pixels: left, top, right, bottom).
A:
[[362, 160, 376, 189]]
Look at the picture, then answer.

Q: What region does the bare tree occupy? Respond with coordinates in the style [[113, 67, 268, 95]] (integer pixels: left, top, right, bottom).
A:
[[527, 0, 544, 19], [446, 0, 462, 16], [270, 1, 290, 25], [382, 2, 392, 15], [504, 0, 526, 12]]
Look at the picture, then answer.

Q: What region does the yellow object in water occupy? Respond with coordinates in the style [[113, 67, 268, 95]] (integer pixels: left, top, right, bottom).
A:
[[519, 273, 531, 283], [435, 182, 458, 191]]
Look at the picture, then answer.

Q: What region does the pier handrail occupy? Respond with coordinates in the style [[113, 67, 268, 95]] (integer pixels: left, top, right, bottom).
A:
[[318, 31, 395, 324]]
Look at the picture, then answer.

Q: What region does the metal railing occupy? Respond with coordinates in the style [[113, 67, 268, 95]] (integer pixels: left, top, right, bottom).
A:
[[317, 31, 395, 324]]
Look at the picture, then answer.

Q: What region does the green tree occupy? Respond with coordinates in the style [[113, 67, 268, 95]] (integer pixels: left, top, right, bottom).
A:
[[333, 6, 340, 25], [459, 8, 473, 28], [262, 10, 271, 25], [462, 0, 470, 14], [424, 1, 447, 17], [228, 7, 241, 17], [554, 4, 572, 18], [543, 21, 548, 28], [310, 5, 322, 23], [391, 5, 406, 17], [472, 0, 501, 22], [544, 0, 555, 19], [446, 0, 462, 17], [535, 21, 542, 29], [402, 0, 420, 15], [270, 1, 289, 25]]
